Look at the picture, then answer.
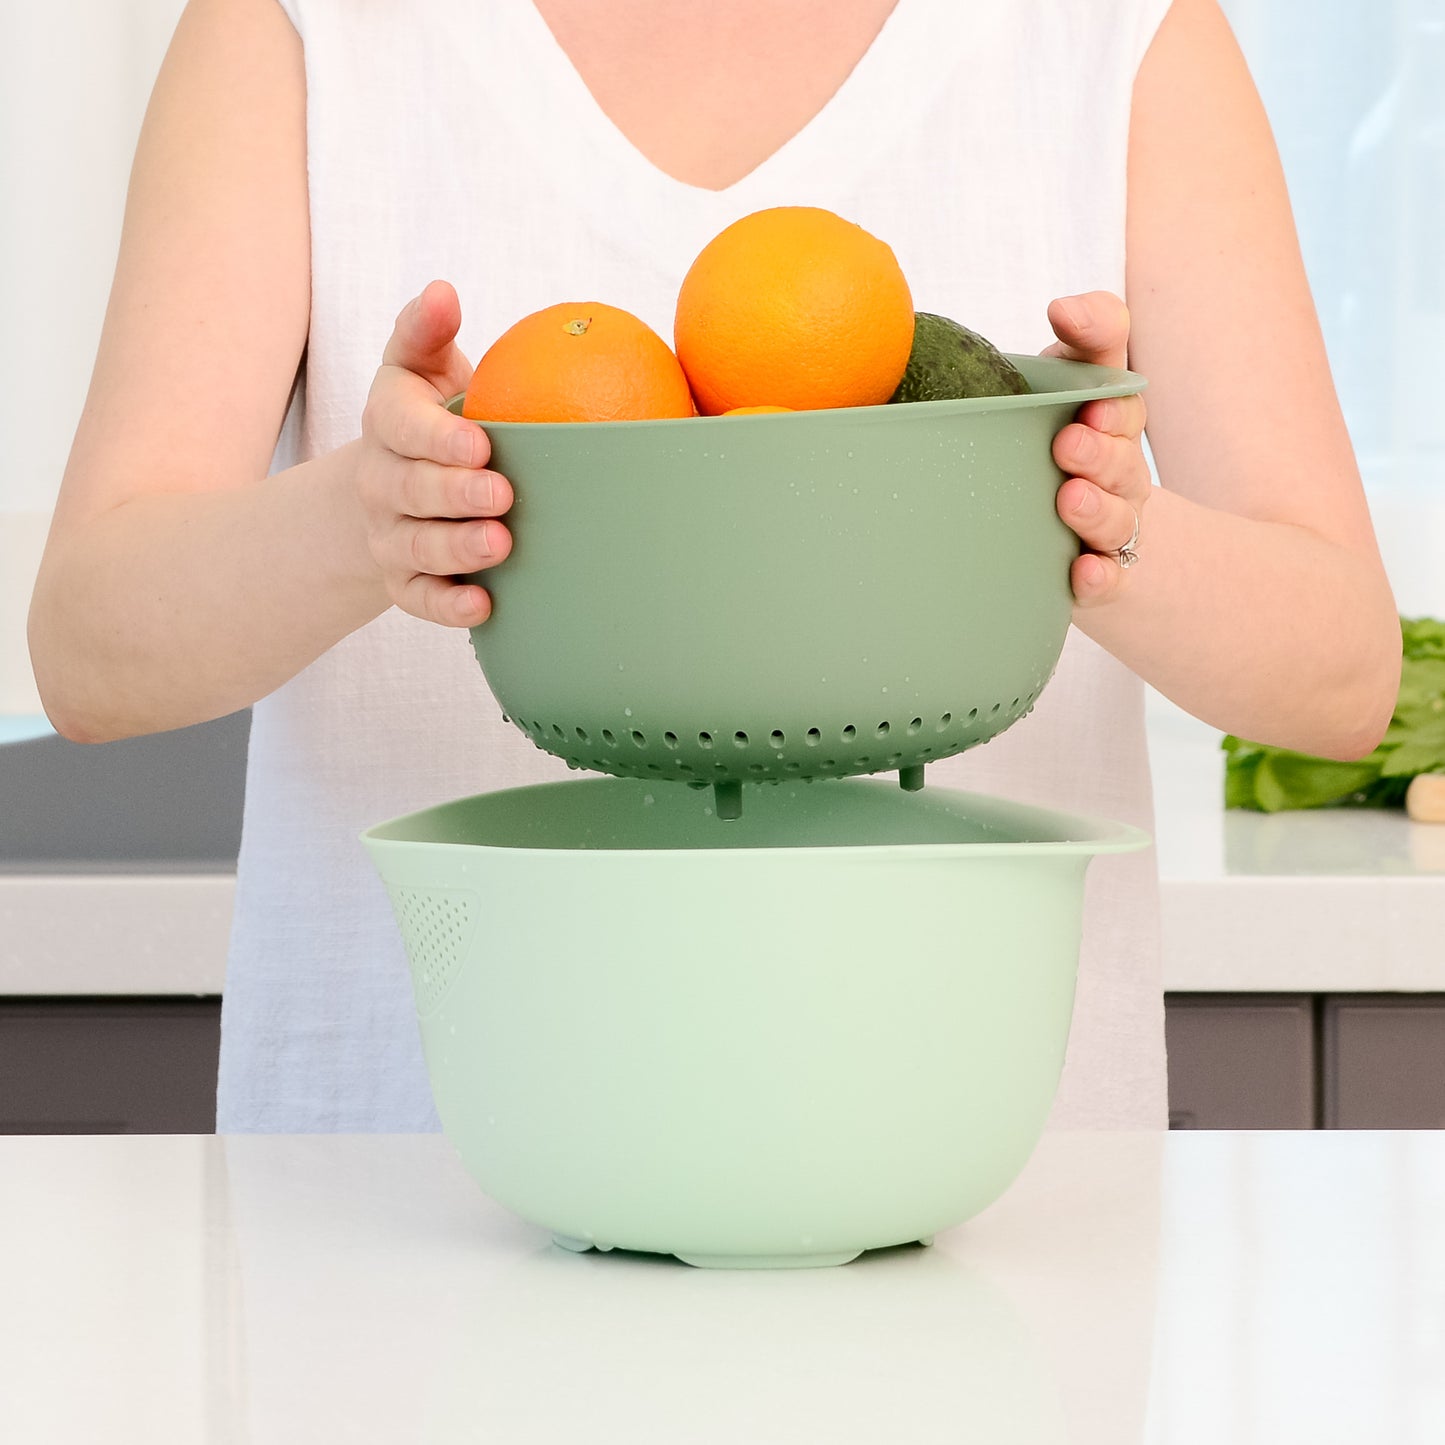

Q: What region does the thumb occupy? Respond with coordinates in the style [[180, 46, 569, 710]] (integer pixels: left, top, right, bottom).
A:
[[382, 279, 474, 398], [1040, 291, 1130, 369]]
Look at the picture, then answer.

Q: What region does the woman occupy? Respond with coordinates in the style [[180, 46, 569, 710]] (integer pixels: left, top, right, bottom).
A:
[[28, 0, 1399, 1131]]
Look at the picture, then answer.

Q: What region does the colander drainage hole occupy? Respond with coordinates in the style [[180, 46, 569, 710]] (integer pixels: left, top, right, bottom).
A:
[[602, 729, 617, 746], [551, 724, 565, 740], [769, 730, 785, 749], [733, 731, 750, 749], [806, 728, 821, 746], [1011, 697, 1021, 710], [937, 712, 952, 731], [967, 708, 979, 723], [876, 721, 891, 739], [990, 703, 1001, 717], [575, 727, 590, 743], [663, 731, 679, 749], [698, 731, 714, 749], [631, 730, 647, 747], [842, 725, 857, 741], [908, 717, 923, 734]]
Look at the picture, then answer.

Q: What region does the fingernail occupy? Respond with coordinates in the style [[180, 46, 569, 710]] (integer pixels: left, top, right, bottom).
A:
[[1072, 428, 1099, 464], [466, 473, 495, 512], [1057, 300, 1085, 333], [451, 429, 478, 466], [455, 585, 484, 623], [1078, 554, 1106, 592], [473, 521, 495, 558], [1074, 484, 1100, 516]]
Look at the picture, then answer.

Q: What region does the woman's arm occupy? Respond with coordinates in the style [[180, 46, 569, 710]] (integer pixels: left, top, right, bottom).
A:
[[28, 0, 508, 743], [1050, 0, 1400, 761]]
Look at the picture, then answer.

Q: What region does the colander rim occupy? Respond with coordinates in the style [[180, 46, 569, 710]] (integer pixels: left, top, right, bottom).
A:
[[442, 354, 1145, 432]]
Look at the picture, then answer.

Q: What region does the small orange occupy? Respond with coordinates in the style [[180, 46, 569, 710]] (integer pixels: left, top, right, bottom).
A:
[[463, 302, 695, 423], [722, 405, 794, 416], [674, 206, 914, 416]]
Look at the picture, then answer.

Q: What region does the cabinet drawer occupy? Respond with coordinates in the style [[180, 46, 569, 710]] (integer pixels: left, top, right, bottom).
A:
[[0, 998, 220, 1134], [1164, 994, 1316, 1129], [1323, 997, 1445, 1129]]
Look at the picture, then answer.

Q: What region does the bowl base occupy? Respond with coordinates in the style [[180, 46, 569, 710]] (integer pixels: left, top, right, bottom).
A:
[[552, 1233, 941, 1269], [674, 1250, 863, 1270]]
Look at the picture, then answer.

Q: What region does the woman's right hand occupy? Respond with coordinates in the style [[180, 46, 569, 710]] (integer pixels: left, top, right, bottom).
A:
[[356, 279, 513, 627]]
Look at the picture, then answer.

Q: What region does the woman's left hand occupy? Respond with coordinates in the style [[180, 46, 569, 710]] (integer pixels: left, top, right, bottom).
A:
[[1043, 291, 1151, 607]]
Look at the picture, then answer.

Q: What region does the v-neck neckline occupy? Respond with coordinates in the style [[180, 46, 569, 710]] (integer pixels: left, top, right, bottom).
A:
[[503, 0, 931, 208]]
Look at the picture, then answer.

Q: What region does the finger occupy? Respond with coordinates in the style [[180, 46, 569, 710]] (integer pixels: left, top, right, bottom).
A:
[[381, 279, 475, 399], [1056, 476, 1141, 557], [394, 459, 513, 521], [1041, 291, 1130, 368], [394, 573, 494, 629], [1070, 551, 1125, 608], [377, 515, 513, 580], [1075, 392, 1147, 441], [1052, 423, 1151, 502], [364, 377, 493, 468]]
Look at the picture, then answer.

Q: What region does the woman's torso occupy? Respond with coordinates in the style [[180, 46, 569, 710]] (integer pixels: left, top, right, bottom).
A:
[[218, 0, 1171, 1133]]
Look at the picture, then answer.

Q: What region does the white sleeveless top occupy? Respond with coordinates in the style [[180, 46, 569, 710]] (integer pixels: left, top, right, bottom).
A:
[[219, 0, 1173, 1133]]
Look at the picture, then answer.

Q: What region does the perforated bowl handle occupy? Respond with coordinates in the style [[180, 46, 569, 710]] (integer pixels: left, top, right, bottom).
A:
[[383, 884, 479, 1015]]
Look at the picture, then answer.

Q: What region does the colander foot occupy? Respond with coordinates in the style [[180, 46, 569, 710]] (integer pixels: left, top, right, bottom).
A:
[[713, 779, 743, 820], [918, 1235, 936, 1247], [899, 764, 926, 793], [553, 1234, 595, 1254]]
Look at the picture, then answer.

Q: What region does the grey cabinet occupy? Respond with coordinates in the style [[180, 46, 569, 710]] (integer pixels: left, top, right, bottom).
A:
[[3, 993, 1441, 1134], [1167, 993, 1445, 1130], [1164, 994, 1317, 1129], [0, 999, 221, 1133], [1323, 997, 1445, 1129]]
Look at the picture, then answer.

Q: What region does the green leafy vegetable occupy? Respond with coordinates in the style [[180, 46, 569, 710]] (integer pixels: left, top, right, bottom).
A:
[[1222, 617, 1445, 812]]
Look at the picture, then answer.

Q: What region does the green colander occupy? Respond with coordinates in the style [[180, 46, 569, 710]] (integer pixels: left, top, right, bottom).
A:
[[452, 354, 1144, 818], [361, 775, 1149, 1269]]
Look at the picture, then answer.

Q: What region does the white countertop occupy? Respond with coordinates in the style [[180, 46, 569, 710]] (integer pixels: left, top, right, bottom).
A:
[[3, 693, 1441, 996], [1, 1130, 1440, 1443], [1146, 691, 1445, 992]]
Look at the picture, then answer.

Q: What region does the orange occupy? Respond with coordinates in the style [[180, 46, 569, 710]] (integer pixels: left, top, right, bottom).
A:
[[463, 302, 695, 423], [722, 405, 794, 416], [674, 206, 914, 416]]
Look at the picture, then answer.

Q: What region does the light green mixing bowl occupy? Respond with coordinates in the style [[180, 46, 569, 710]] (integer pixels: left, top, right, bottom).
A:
[[451, 354, 1144, 818], [362, 776, 1149, 1269]]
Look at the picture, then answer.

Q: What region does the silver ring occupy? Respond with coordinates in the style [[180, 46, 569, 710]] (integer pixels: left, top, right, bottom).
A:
[[1111, 508, 1140, 569]]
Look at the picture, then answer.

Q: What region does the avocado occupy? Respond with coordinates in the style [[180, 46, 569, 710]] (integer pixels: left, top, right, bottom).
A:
[[889, 311, 1030, 403]]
